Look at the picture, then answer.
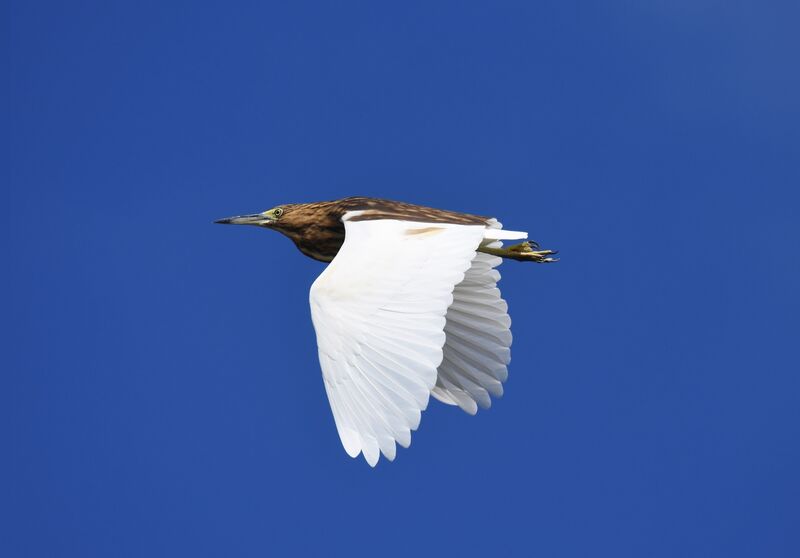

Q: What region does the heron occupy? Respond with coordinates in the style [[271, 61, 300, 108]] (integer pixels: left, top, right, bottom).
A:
[[215, 196, 556, 466]]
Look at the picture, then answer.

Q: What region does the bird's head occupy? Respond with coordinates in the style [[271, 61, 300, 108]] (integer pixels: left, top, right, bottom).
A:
[[215, 201, 347, 262], [214, 201, 344, 235]]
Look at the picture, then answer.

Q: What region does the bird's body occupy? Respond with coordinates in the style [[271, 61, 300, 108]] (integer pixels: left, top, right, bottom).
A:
[[216, 196, 556, 465], [236, 196, 491, 262]]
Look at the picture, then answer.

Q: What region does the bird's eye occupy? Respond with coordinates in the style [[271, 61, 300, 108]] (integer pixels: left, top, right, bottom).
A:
[[273, 208, 283, 218]]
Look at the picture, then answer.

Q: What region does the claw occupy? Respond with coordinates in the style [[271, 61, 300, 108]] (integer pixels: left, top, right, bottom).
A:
[[521, 249, 559, 263]]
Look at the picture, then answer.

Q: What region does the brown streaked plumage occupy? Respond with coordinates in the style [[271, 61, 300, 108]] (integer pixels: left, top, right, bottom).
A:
[[214, 196, 556, 263]]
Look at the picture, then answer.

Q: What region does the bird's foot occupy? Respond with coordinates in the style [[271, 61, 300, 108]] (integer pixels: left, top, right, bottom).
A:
[[507, 241, 558, 263], [479, 241, 558, 262]]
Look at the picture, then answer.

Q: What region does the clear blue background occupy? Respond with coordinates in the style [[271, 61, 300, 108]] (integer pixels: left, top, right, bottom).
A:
[[4, 1, 799, 556]]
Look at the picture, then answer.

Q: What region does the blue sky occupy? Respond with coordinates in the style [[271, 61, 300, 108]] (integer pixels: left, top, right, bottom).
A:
[[4, 1, 799, 556]]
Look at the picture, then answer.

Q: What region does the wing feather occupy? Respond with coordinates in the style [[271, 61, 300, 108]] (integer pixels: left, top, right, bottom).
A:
[[433, 242, 514, 414]]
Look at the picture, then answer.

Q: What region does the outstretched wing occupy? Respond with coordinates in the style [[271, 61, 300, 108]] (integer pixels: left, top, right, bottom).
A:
[[309, 218, 486, 466], [432, 241, 512, 414]]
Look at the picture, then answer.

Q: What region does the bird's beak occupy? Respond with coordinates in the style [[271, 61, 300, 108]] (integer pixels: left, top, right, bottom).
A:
[[214, 213, 274, 227]]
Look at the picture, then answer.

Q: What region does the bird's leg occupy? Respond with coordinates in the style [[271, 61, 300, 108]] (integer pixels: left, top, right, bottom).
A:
[[478, 241, 558, 263]]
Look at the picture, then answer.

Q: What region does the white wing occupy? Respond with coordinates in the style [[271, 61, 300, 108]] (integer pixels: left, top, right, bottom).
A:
[[309, 218, 486, 466], [432, 240, 512, 414]]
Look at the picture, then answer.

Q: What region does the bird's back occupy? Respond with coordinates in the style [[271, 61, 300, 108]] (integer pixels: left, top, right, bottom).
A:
[[338, 196, 490, 226]]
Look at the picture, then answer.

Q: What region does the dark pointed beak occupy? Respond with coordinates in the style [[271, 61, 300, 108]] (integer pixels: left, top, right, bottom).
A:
[[214, 213, 273, 226]]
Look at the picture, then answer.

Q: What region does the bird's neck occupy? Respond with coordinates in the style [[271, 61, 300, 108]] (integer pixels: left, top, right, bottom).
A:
[[277, 202, 346, 263]]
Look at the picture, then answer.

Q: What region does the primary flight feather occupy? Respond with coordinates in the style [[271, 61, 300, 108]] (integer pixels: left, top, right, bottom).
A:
[[215, 196, 556, 466]]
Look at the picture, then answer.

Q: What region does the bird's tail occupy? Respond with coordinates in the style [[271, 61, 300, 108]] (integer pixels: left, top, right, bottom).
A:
[[483, 228, 528, 241]]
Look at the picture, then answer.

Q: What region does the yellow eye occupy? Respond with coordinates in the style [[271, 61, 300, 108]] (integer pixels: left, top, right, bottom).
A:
[[273, 207, 284, 218]]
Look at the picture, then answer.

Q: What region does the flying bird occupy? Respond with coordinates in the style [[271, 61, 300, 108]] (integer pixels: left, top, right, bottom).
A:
[[215, 196, 556, 466]]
